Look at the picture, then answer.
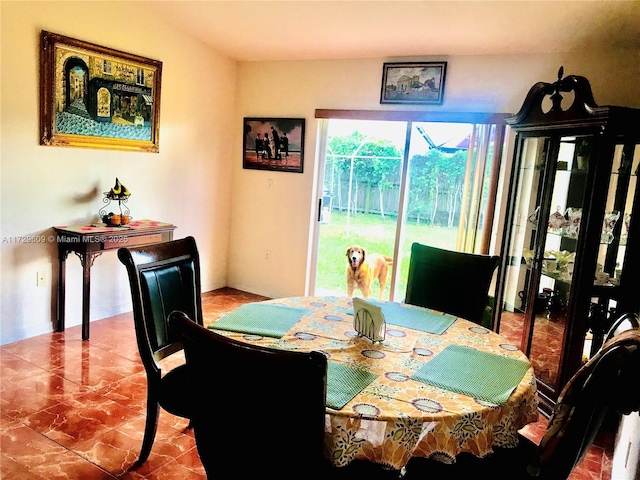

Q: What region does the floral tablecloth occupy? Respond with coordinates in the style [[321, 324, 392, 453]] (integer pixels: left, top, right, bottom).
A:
[[211, 296, 539, 471]]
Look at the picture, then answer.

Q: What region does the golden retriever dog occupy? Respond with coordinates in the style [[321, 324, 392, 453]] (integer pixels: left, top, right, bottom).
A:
[[345, 245, 393, 300]]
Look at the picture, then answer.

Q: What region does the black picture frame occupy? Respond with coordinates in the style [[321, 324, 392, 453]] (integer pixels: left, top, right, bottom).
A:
[[380, 62, 447, 105], [243, 117, 305, 173]]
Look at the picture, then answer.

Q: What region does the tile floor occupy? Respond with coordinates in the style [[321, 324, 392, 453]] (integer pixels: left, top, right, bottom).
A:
[[1, 288, 615, 479]]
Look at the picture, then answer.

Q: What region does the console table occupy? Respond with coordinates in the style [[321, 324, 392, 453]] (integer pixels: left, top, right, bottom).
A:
[[54, 219, 176, 340]]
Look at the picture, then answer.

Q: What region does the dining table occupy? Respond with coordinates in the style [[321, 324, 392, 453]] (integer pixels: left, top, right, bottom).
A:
[[209, 295, 539, 472]]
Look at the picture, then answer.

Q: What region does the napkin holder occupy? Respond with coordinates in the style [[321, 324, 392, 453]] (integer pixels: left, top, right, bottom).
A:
[[353, 297, 386, 343]]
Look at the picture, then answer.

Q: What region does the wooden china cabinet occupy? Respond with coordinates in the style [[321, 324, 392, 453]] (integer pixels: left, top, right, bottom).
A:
[[493, 68, 640, 414]]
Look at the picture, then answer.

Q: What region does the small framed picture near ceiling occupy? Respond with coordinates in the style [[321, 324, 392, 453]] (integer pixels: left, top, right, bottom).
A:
[[40, 31, 162, 153], [380, 62, 447, 105], [243, 117, 305, 173]]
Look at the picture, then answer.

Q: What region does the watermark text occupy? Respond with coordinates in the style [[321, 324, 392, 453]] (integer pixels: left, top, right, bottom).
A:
[[2, 235, 130, 244]]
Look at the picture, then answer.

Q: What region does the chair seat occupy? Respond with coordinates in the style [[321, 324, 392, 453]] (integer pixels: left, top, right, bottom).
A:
[[159, 364, 192, 418]]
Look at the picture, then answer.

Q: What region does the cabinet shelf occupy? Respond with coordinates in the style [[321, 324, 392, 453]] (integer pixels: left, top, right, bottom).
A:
[[555, 166, 588, 174], [528, 227, 627, 246]]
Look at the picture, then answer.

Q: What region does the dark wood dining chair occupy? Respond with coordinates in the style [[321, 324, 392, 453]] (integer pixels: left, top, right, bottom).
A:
[[118, 236, 203, 463], [605, 311, 639, 342], [404, 242, 500, 326], [402, 328, 640, 480], [168, 310, 329, 479]]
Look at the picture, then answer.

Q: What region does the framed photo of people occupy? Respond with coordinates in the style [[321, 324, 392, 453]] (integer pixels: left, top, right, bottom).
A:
[[40, 31, 162, 153], [243, 117, 305, 173]]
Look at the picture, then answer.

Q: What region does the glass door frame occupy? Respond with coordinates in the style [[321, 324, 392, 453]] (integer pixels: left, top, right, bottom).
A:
[[307, 109, 511, 300]]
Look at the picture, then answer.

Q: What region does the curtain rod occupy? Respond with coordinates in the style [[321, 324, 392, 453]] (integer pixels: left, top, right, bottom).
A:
[[315, 109, 512, 124]]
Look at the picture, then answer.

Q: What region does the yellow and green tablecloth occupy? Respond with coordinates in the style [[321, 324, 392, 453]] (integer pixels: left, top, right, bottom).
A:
[[210, 296, 539, 470]]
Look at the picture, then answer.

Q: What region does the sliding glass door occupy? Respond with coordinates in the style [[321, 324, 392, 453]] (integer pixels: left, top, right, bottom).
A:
[[309, 110, 508, 302], [315, 119, 405, 300]]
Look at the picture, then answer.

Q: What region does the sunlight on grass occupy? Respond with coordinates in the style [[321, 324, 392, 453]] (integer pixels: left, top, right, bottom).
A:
[[316, 211, 458, 300]]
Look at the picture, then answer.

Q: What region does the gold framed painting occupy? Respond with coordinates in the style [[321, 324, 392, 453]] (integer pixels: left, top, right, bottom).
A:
[[39, 31, 162, 153]]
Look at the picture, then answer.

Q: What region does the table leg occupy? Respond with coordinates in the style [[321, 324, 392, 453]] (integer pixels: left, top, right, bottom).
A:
[[81, 253, 93, 341], [56, 246, 69, 332]]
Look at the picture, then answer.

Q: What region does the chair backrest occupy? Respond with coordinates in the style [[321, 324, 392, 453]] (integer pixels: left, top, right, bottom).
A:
[[118, 236, 203, 370], [404, 242, 500, 325], [605, 312, 639, 343], [168, 311, 328, 477], [531, 328, 640, 479]]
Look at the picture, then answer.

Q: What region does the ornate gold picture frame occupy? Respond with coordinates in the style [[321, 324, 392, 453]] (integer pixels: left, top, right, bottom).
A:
[[40, 31, 162, 153]]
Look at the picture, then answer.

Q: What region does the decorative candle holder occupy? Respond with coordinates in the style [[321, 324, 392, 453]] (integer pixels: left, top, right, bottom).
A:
[[99, 178, 132, 226]]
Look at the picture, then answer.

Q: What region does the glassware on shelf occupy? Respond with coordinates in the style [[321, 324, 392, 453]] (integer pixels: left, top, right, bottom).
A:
[[542, 258, 558, 274], [541, 250, 575, 282], [622, 213, 631, 239], [528, 206, 540, 226], [594, 263, 610, 286], [564, 207, 582, 239], [547, 290, 566, 320], [594, 271, 610, 286], [601, 210, 620, 244], [611, 265, 623, 286], [548, 206, 567, 233], [576, 155, 589, 171]]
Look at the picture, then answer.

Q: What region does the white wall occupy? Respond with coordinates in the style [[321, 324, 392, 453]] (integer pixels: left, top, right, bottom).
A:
[[2, 2, 639, 344], [613, 412, 640, 479], [1, 1, 236, 344], [229, 53, 640, 298]]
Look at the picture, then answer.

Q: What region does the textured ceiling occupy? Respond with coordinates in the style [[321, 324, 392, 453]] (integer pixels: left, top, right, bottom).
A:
[[148, 1, 640, 61]]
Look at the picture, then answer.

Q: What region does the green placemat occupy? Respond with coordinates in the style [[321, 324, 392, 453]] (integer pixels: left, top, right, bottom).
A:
[[210, 303, 311, 338], [411, 345, 530, 405], [366, 300, 456, 335], [326, 362, 377, 410]]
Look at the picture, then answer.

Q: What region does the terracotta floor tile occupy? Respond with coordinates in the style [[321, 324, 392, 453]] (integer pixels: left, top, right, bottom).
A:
[[24, 391, 140, 450], [0, 351, 50, 379], [72, 414, 196, 478], [1, 368, 89, 419], [601, 453, 613, 480], [1, 342, 65, 373], [96, 371, 148, 413], [157, 408, 192, 433], [50, 348, 144, 390], [1, 415, 116, 479], [141, 452, 206, 480]]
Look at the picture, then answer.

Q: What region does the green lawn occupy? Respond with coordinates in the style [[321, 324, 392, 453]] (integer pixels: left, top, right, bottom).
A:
[[316, 211, 458, 300]]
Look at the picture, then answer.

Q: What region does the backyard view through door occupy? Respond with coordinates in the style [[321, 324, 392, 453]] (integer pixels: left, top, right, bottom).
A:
[[313, 118, 500, 301]]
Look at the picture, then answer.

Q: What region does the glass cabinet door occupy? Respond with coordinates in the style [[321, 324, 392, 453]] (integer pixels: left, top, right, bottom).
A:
[[500, 136, 545, 326], [588, 142, 640, 354], [528, 136, 590, 389], [500, 135, 592, 391]]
